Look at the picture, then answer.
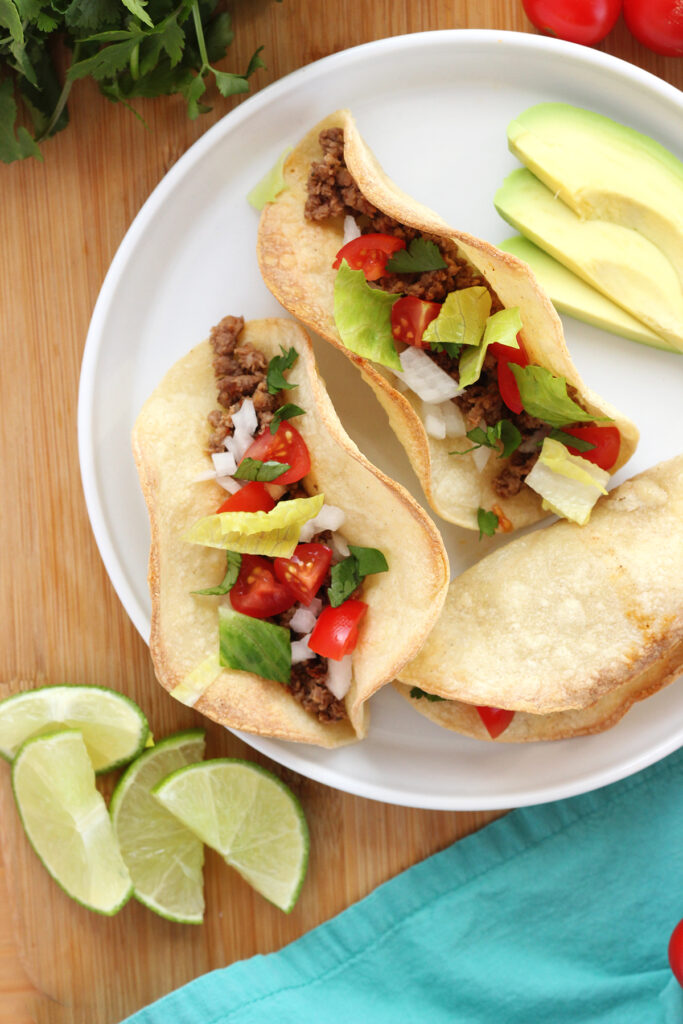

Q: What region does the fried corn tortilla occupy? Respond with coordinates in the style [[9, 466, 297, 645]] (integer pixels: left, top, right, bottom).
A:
[[395, 456, 683, 740], [132, 318, 449, 747], [257, 109, 638, 532]]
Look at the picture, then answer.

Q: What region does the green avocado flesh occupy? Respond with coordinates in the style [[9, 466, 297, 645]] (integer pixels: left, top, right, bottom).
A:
[[507, 103, 683, 290], [494, 168, 683, 351], [500, 235, 679, 354]]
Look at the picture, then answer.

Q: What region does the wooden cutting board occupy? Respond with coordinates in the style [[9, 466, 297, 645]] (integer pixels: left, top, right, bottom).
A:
[[1, 3, 681, 1022]]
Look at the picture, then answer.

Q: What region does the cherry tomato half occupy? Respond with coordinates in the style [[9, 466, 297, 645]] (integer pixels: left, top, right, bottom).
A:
[[522, 0, 621, 45], [624, 0, 683, 57], [562, 425, 621, 471], [308, 599, 368, 661], [240, 421, 311, 485], [489, 338, 529, 415], [274, 544, 333, 606], [333, 233, 406, 281], [390, 296, 441, 348], [229, 555, 296, 619], [476, 706, 515, 740], [669, 918, 683, 987], [217, 481, 276, 514]]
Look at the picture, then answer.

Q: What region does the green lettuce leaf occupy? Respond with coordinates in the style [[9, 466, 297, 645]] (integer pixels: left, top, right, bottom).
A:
[[247, 146, 292, 210], [333, 260, 402, 370], [422, 286, 491, 354], [218, 606, 291, 685], [458, 306, 522, 388], [510, 364, 607, 427]]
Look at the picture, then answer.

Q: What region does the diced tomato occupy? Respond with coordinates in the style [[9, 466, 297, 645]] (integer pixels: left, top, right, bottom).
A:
[[390, 296, 441, 348], [562, 425, 621, 472], [476, 705, 515, 739], [274, 544, 333, 606], [669, 919, 683, 987], [216, 482, 276, 514], [308, 599, 368, 661], [333, 233, 406, 282], [240, 421, 311, 485], [229, 555, 296, 619], [490, 336, 529, 415]]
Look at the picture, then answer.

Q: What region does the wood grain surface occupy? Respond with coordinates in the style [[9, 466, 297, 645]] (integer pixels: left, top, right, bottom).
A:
[[1, 3, 681, 1022]]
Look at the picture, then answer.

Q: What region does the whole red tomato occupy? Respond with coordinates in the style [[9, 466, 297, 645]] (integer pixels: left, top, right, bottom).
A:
[[670, 919, 683, 987], [522, 0, 622, 45], [623, 0, 683, 56]]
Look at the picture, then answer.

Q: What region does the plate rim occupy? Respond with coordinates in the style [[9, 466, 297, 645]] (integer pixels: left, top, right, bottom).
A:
[[77, 28, 683, 810]]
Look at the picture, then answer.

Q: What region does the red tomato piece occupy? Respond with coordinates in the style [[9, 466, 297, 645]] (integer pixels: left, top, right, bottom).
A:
[[216, 481, 276, 514], [390, 296, 441, 348], [561, 425, 621, 471], [476, 706, 515, 740], [489, 337, 529, 415], [624, 0, 683, 56], [229, 555, 296, 619], [333, 233, 406, 281], [308, 599, 368, 661], [274, 544, 333, 606], [240, 421, 311, 485], [669, 919, 683, 987], [522, 0, 621, 45]]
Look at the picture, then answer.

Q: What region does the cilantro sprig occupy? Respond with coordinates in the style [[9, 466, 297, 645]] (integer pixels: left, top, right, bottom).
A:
[[328, 545, 388, 608], [477, 507, 499, 540], [233, 458, 289, 482], [266, 346, 298, 395], [385, 237, 447, 275], [193, 550, 241, 595], [451, 419, 522, 460], [0, 0, 274, 162]]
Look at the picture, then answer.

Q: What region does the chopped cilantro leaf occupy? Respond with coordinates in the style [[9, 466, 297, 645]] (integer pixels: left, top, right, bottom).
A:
[[328, 545, 389, 607], [548, 428, 596, 453], [193, 551, 241, 596], [233, 458, 290, 482], [385, 237, 447, 274], [266, 346, 298, 395], [269, 403, 305, 434], [409, 687, 446, 702], [477, 507, 499, 540], [451, 419, 522, 460]]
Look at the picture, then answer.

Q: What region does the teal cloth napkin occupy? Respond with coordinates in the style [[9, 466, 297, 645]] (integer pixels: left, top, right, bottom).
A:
[[122, 748, 683, 1024]]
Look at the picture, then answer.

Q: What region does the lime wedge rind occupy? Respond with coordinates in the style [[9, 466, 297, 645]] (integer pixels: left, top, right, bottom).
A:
[[0, 684, 150, 772], [110, 730, 206, 924], [11, 729, 133, 916], [153, 758, 309, 914]]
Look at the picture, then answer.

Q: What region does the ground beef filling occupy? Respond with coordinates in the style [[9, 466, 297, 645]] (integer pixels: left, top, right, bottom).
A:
[[206, 319, 347, 723], [304, 129, 546, 496], [207, 315, 279, 453]]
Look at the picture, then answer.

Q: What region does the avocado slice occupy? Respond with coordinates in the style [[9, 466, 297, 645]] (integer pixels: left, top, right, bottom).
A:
[[507, 103, 683, 290], [494, 168, 683, 351], [499, 235, 679, 354]]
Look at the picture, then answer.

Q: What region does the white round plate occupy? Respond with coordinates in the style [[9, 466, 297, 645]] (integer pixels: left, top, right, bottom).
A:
[[78, 30, 683, 810]]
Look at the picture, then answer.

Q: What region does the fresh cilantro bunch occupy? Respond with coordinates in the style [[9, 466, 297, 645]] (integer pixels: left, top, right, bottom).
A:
[[0, 0, 276, 163]]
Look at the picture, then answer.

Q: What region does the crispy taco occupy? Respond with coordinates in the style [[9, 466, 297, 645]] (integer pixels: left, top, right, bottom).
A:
[[132, 316, 449, 747], [257, 110, 639, 533], [395, 456, 683, 741]]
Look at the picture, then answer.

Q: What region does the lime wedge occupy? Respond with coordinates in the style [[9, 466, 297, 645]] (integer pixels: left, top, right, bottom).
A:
[[154, 760, 309, 913], [110, 730, 206, 924], [0, 685, 150, 771], [12, 730, 132, 914]]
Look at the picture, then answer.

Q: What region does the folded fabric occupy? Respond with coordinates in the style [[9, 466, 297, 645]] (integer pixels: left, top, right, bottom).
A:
[[122, 748, 683, 1024]]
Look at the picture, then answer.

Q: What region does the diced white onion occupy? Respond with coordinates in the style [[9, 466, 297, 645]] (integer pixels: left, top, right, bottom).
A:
[[291, 634, 316, 664], [290, 605, 319, 635], [422, 401, 446, 439], [393, 348, 463, 404], [326, 654, 353, 700], [265, 483, 287, 501], [307, 596, 323, 617], [472, 445, 492, 473], [343, 215, 361, 245], [330, 531, 350, 559], [225, 398, 258, 463], [193, 468, 220, 483], [212, 450, 237, 477], [216, 476, 244, 494], [442, 401, 466, 437], [298, 503, 346, 541]]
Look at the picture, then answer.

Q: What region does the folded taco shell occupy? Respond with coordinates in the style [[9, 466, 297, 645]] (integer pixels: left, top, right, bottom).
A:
[[132, 318, 449, 747]]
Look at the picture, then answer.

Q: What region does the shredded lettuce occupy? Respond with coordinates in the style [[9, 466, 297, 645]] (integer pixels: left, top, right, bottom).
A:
[[247, 147, 292, 210], [333, 260, 402, 369], [184, 494, 325, 558], [171, 654, 221, 708], [422, 286, 491, 352], [218, 606, 291, 685], [525, 437, 609, 525], [458, 307, 522, 388]]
